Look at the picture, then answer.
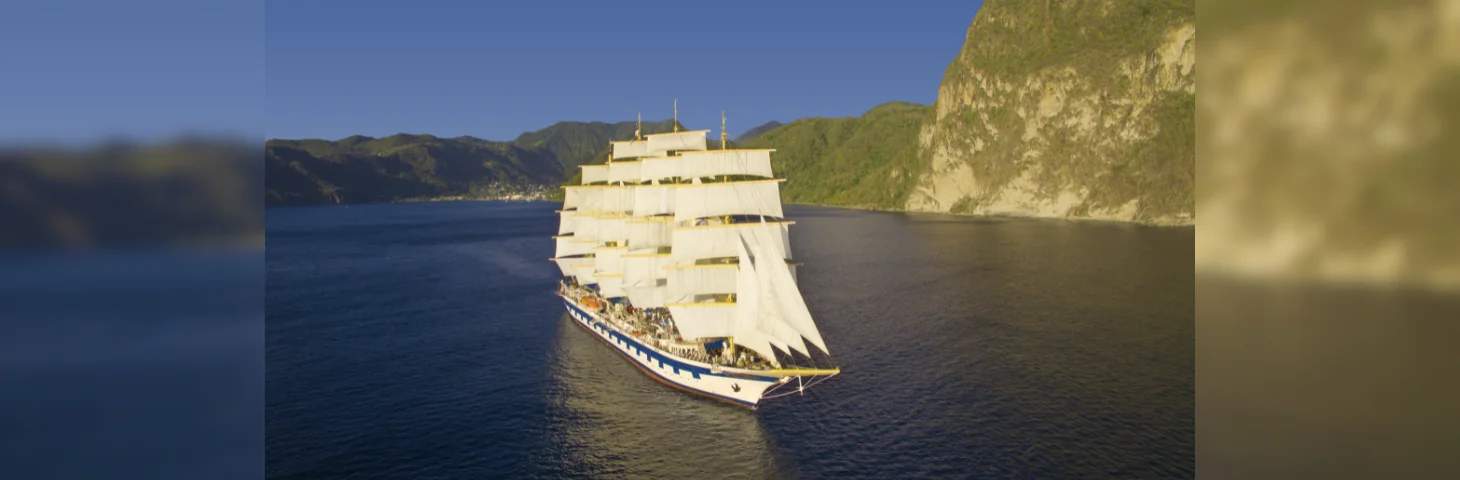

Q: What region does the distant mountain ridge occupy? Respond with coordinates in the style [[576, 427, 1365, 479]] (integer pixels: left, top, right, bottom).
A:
[[265, 119, 682, 205], [513, 119, 682, 170], [735, 121, 783, 142]]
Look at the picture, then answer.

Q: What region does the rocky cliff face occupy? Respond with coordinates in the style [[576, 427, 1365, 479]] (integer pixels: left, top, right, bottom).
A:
[[908, 0, 1195, 225]]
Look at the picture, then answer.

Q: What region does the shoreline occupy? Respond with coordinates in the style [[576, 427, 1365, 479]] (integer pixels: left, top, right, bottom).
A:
[[264, 197, 556, 209], [787, 202, 1195, 227]]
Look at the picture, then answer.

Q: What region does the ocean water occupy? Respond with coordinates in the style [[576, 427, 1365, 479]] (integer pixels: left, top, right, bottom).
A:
[[266, 201, 1194, 479], [1, 250, 264, 479]]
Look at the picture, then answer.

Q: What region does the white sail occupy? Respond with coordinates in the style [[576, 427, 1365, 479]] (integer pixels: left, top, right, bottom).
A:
[[573, 263, 597, 285], [627, 218, 673, 250], [552, 257, 577, 276], [574, 215, 599, 243], [581, 165, 608, 185], [563, 187, 582, 210], [594, 246, 626, 274], [632, 185, 676, 217], [705, 237, 822, 360], [665, 264, 738, 300], [676, 149, 775, 180], [762, 242, 829, 355], [557, 211, 576, 235], [601, 187, 634, 214], [598, 274, 626, 298], [732, 243, 777, 362], [611, 140, 650, 159], [623, 285, 668, 308], [750, 241, 809, 357], [578, 188, 604, 213], [608, 161, 641, 185], [596, 216, 629, 246], [555, 236, 595, 258], [645, 130, 708, 155], [665, 303, 735, 340], [639, 156, 678, 182], [670, 221, 792, 263], [623, 252, 670, 287], [673, 180, 785, 222]]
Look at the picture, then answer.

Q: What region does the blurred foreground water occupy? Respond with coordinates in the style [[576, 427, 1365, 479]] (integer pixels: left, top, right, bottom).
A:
[[1198, 276, 1460, 478]]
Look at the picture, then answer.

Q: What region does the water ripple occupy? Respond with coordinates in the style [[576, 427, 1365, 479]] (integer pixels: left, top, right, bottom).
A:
[[267, 202, 1194, 479]]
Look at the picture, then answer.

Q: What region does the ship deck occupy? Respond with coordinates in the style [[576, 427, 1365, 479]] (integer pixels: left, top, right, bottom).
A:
[[558, 282, 769, 369], [557, 281, 842, 379]]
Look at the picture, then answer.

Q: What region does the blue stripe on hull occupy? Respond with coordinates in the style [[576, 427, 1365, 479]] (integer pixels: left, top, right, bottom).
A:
[[561, 299, 763, 408]]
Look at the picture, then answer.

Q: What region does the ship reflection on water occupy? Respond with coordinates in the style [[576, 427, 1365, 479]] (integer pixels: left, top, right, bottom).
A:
[[536, 314, 793, 478]]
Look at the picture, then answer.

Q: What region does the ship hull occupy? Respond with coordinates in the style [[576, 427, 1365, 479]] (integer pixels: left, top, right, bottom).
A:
[[560, 296, 781, 408]]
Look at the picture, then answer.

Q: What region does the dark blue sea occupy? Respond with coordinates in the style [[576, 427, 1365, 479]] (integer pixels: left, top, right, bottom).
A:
[[1, 250, 263, 479], [265, 201, 1194, 479]]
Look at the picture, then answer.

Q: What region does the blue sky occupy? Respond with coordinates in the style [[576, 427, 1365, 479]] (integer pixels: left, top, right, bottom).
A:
[[0, 1, 264, 145], [1, 1, 982, 144], [267, 0, 984, 141]]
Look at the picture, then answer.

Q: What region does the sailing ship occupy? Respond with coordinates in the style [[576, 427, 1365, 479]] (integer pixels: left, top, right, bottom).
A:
[[551, 103, 840, 408]]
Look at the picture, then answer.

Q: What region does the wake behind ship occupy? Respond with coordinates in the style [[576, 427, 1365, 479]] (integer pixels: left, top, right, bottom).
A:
[[550, 111, 839, 408]]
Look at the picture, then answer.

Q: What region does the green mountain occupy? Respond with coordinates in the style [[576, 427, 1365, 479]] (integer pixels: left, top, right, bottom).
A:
[[741, 102, 929, 209], [735, 121, 783, 142], [266, 119, 684, 205], [733, 0, 1194, 224], [265, 134, 563, 205], [513, 119, 682, 171]]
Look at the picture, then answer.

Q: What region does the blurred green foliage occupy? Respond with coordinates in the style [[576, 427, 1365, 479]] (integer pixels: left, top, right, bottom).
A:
[[1, 139, 261, 250]]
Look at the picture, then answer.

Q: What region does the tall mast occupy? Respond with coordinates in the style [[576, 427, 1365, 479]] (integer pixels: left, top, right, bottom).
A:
[[721, 111, 728, 182], [636, 112, 642, 140], [673, 99, 679, 133]]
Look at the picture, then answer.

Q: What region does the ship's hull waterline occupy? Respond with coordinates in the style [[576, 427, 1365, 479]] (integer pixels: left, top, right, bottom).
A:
[[560, 295, 784, 408]]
